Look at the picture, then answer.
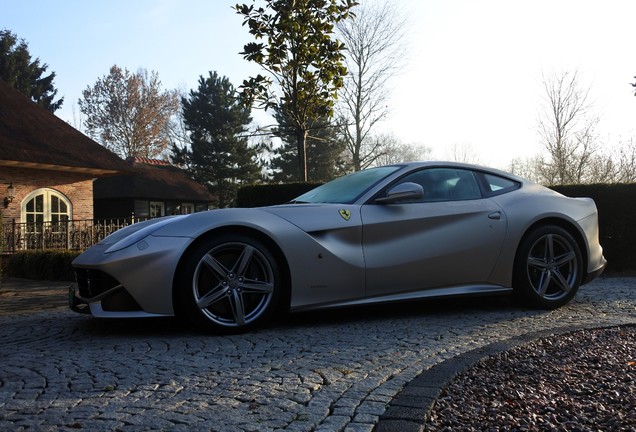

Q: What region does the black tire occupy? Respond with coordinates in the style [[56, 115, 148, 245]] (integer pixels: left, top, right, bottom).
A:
[[177, 233, 281, 334], [513, 225, 582, 309]]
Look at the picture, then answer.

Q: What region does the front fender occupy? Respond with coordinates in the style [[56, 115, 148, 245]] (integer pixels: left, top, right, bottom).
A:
[[154, 207, 366, 309]]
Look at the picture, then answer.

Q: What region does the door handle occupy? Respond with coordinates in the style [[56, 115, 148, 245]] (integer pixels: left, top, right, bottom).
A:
[[488, 211, 502, 220]]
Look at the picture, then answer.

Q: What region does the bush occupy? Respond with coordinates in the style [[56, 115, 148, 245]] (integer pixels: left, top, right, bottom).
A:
[[236, 182, 321, 207], [551, 184, 636, 274], [4, 250, 79, 281]]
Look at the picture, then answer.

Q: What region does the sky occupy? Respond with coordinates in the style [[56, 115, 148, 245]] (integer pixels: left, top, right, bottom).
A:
[[4, 0, 636, 169]]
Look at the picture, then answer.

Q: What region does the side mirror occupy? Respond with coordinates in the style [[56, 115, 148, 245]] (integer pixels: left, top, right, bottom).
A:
[[375, 182, 424, 204]]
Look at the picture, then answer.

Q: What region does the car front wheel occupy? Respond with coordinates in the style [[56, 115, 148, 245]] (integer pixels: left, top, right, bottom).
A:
[[177, 234, 280, 333], [514, 225, 582, 309]]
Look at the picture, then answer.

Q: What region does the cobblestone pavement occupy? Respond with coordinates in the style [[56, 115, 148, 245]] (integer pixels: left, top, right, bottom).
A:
[[0, 277, 634, 431]]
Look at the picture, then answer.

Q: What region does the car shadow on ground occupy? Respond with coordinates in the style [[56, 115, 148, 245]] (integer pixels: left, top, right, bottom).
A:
[[271, 294, 524, 328], [0, 276, 548, 339], [63, 293, 543, 339]]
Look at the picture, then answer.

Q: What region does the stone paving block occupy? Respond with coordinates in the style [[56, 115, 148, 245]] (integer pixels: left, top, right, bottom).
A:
[[355, 400, 387, 416], [352, 412, 379, 424], [333, 405, 356, 417], [344, 421, 376, 432], [314, 414, 351, 432]]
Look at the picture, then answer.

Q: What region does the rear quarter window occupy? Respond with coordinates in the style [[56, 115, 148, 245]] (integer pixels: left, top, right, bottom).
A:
[[482, 173, 521, 196]]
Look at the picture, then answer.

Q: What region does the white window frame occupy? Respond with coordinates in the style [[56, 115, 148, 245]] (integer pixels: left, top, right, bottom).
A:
[[181, 203, 194, 215], [149, 201, 165, 218], [21, 188, 72, 223]]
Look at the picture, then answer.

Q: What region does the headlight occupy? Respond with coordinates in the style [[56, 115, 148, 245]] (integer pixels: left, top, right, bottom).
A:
[[104, 216, 186, 253]]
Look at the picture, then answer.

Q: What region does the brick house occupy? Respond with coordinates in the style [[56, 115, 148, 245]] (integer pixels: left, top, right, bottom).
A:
[[0, 79, 130, 233], [1, 80, 216, 251]]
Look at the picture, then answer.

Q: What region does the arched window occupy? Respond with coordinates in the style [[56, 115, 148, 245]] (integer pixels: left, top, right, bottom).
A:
[[19, 189, 73, 249], [21, 189, 72, 224]]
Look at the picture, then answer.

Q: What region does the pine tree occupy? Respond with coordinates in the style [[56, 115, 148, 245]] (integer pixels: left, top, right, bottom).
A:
[[176, 72, 261, 208], [0, 29, 63, 112]]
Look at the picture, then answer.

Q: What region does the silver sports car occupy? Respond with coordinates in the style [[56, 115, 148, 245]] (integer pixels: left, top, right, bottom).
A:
[[71, 162, 606, 333]]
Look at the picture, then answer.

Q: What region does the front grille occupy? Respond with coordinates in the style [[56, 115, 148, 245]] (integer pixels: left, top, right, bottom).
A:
[[75, 269, 121, 299]]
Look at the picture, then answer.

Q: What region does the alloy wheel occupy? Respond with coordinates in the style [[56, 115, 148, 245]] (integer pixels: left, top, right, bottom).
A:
[[192, 241, 275, 328], [525, 232, 579, 301]]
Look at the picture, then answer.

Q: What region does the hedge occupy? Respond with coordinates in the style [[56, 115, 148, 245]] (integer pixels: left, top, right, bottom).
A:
[[4, 250, 80, 281], [236, 182, 321, 207], [551, 184, 636, 274]]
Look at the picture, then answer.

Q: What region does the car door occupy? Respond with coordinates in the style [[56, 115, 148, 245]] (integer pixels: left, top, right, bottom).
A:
[[361, 167, 507, 297]]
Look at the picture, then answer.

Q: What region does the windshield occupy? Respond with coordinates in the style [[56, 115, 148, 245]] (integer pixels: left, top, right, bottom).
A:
[[293, 166, 402, 204]]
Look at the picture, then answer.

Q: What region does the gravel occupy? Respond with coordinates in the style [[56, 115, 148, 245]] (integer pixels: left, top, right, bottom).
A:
[[425, 325, 636, 431]]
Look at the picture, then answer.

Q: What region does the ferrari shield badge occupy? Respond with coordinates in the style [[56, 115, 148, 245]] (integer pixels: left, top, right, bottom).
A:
[[339, 209, 351, 221]]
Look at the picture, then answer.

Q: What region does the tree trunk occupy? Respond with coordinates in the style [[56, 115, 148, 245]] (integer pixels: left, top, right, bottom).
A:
[[297, 129, 308, 182]]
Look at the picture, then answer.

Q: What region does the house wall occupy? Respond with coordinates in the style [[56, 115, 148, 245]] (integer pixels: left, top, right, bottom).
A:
[[0, 167, 94, 224]]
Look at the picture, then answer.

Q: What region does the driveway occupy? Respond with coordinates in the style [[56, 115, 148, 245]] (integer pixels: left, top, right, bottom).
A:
[[0, 277, 634, 431]]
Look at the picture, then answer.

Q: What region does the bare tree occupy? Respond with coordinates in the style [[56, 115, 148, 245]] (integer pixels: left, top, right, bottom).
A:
[[536, 71, 600, 185], [371, 133, 429, 166], [618, 77, 636, 181], [510, 143, 636, 185], [336, 1, 407, 171], [446, 142, 483, 164], [166, 86, 205, 175], [615, 137, 636, 183], [509, 156, 543, 182], [585, 153, 620, 184], [79, 65, 179, 159], [572, 137, 636, 184]]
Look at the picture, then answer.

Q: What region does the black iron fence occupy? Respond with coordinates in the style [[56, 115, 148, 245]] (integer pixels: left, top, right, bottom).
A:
[[1, 217, 150, 252]]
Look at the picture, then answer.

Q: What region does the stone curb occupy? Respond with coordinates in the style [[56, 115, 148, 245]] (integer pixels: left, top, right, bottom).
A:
[[374, 323, 636, 432]]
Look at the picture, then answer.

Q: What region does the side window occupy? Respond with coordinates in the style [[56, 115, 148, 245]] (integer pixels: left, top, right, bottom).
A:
[[394, 168, 482, 202], [482, 173, 520, 195]]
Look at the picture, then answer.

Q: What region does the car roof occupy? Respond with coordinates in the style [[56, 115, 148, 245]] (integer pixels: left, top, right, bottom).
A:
[[395, 161, 531, 184], [351, 161, 534, 205]]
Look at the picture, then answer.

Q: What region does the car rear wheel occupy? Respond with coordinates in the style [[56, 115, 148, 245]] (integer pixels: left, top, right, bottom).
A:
[[178, 234, 280, 333], [514, 225, 582, 309]]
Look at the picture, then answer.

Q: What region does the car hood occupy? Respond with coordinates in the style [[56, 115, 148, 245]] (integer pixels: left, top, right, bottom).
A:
[[123, 205, 363, 241], [97, 215, 187, 246], [261, 204, 362, 232]]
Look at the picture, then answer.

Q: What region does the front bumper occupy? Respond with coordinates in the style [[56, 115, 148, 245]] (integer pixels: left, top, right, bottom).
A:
[[71, 235, 192, 317]]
